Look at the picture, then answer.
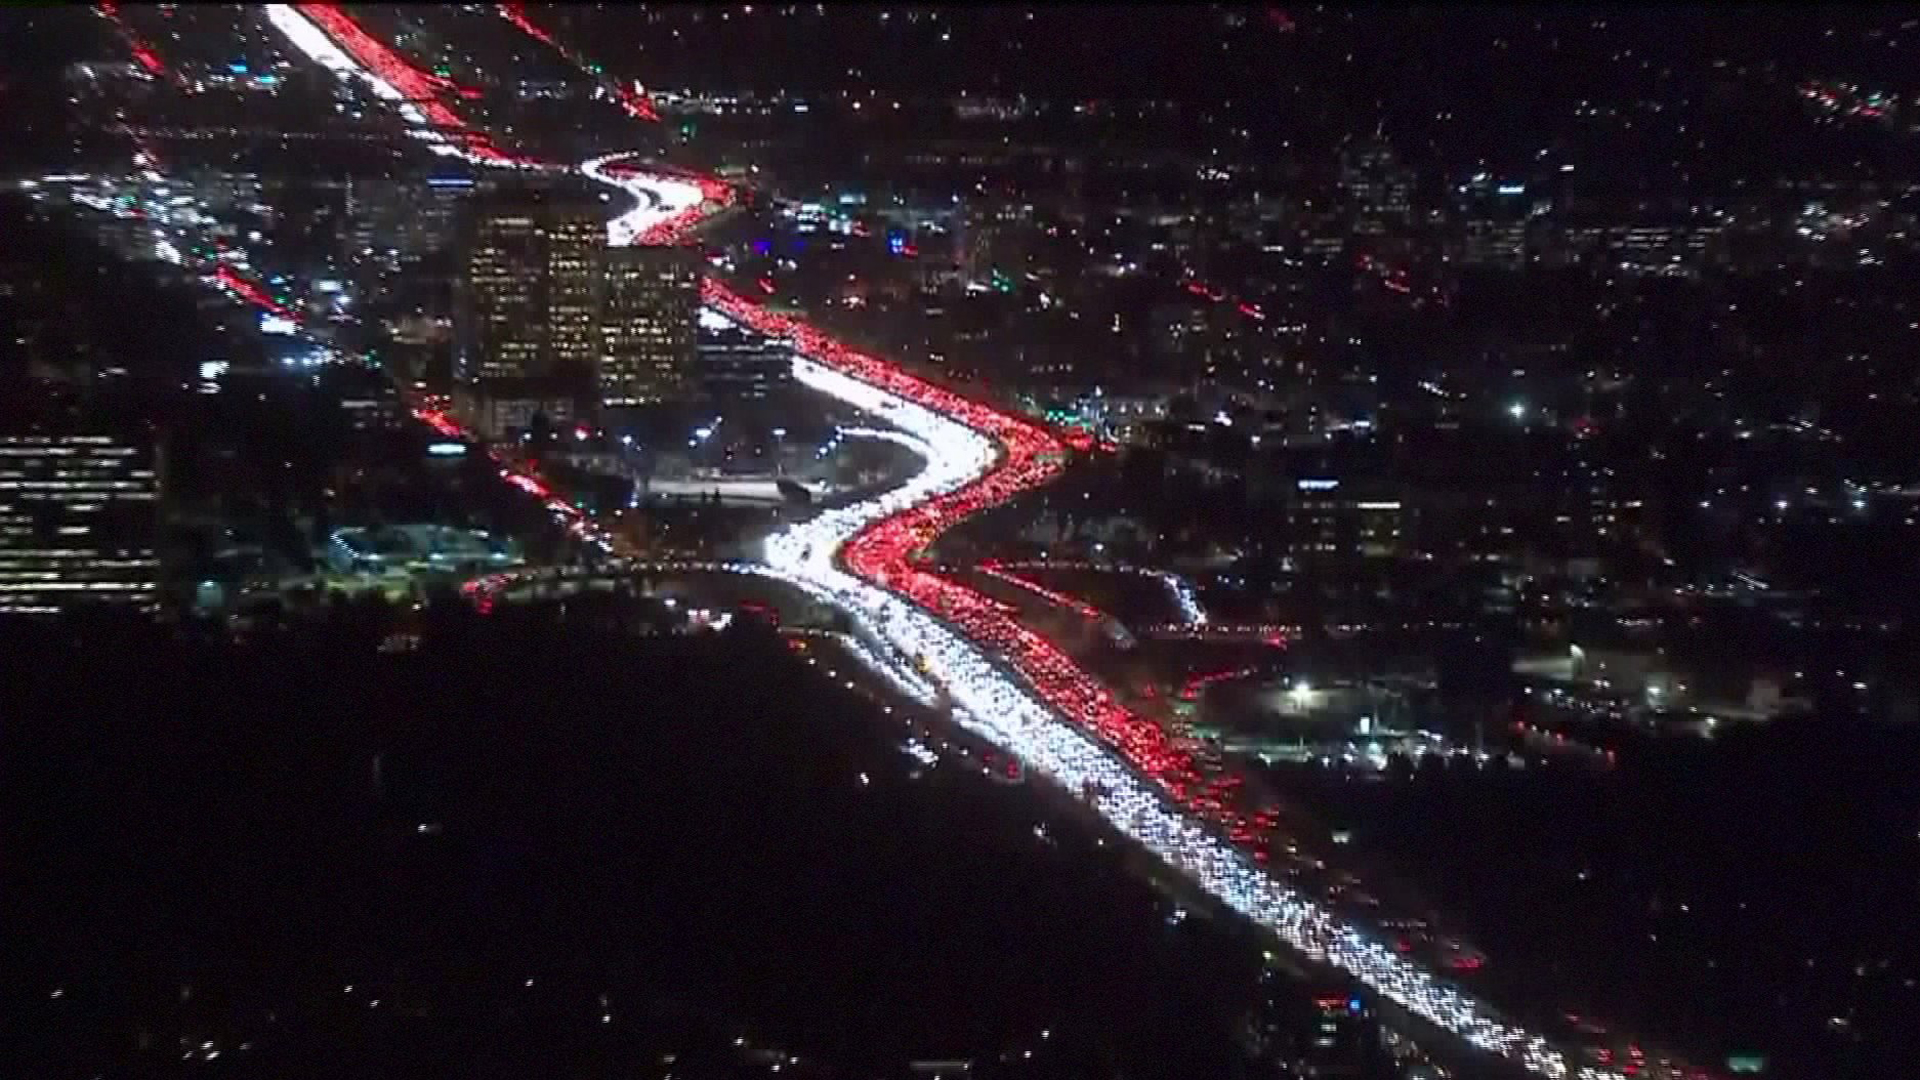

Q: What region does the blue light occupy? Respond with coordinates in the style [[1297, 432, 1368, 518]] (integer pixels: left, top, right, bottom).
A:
[[1349, 998, 1363, 1014], [752, 239, 772, 255], [229, 62, 249, 74]]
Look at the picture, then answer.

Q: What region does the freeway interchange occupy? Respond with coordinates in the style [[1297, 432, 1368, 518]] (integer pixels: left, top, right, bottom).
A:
[[219, 5, 1701, 1079]]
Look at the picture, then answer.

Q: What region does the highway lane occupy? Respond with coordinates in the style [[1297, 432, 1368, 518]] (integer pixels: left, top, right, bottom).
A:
[[604, 170, 1609, 1073], [579, 152, 705, 246], [584, 183, 1644, 1080], [256, 7, 1682, 1076]]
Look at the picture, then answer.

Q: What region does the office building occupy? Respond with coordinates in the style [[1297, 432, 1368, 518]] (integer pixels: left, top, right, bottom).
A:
[[0, 431, 161, 615], [600, 244, 699, 407], [451, 375, 580, 444], [1285, 477, 1410, 560], [342, 173, 472, 268], [1338, 140, 1413, 232], [696, 308, 792, 404], [454, 189, 605, 434]]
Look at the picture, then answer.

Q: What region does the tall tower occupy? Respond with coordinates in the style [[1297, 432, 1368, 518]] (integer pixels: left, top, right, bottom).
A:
[[0, 429, 160, 614], [1338, 138, 1412, 232], [599, 244, 699, 407], [544, 208, 603, 383], [454, 189, 606, 389]]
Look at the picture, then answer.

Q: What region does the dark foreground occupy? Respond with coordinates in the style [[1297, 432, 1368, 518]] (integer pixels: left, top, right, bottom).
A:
[[3, 603, 1383, 1079]]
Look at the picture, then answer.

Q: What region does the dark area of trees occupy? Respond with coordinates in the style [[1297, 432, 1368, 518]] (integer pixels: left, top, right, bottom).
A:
[[1, 606, 1308, 1080], [1285, 717, 1920, 1080], [0, 196, 214, 397]]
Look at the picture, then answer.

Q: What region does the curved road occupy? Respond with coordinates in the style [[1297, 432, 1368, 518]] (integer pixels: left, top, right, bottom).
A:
[[258, 6, 1663, 1078]]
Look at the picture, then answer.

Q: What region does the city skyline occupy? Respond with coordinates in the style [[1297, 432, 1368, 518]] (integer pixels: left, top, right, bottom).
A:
[[6, 6, 1920, 1080]]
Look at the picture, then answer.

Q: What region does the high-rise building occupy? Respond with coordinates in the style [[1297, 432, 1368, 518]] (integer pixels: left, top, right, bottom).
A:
[[453, 189, 606, 438], [696, 308, 792, 404], [0, 430, 161, 615], [1339, 140, 1413, 232], [454, 190, 606, 388], [600, 244, 698, 407], [546, 210, 603, 379], [342, 173, 473, 269]]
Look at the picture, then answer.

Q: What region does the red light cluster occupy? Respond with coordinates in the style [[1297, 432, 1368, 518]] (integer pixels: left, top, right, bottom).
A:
[[1177, 666, 1261, 702], [130, 45, 165, 77], [702, 278, 1279, 848], [296, 4, 541, 166], [608, 83, 662, 126], [415, 409, 465, 439], [1184, 276, 1265, 322], [496, 2, 560, 51], [976, 561, 1111, 624], [496, 2, 660, 123], [96, 2, 170, 80], [636, 171, 736, 246], [213, 266, 296, 322]]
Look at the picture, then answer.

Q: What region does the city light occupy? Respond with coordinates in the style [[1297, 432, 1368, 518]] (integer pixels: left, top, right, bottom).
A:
[[263, 9, 1651, 1074]]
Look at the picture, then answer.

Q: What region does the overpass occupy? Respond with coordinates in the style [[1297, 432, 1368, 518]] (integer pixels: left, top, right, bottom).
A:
[[978, 558, 1209, 626], [640, 477, 823, 505], [1138, 622, 1295, 645]]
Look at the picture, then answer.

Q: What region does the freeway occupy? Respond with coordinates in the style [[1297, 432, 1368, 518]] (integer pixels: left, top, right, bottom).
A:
[[579, 152, 709, 246], [591, 171, 1638, 1077], [261, 4, 552, 170], [253, 6, 1702, 1078]]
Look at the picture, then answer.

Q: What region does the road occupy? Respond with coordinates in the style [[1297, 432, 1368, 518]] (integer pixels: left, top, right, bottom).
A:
[[238, 6, 1694, 1078]]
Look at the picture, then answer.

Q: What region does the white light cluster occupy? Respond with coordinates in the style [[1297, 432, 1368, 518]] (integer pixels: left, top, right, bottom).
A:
[[1148, 568, 1208, 626], [260, 6, 453, 153], [580, 153, 709, 246], [259, 5, 546, 171], [451, 154, 1636, 1079], [740, 352, 1606, 1080]]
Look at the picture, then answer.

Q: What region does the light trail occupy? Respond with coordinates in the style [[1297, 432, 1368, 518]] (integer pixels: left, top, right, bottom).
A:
[[212, 266, 297, 322], [976, 558, 1208, 627], [252, 6, 1696, 1073], [1151, 568, 1208, 626], [496, 3, 661, 123], [579, 152, 709, 246], [976, 561, 1113, 625], [1178, 666, 1265, 701], [95, 2, 171, 82], [262, 4, 550, 169], [599, 170, 1646, 1080]]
